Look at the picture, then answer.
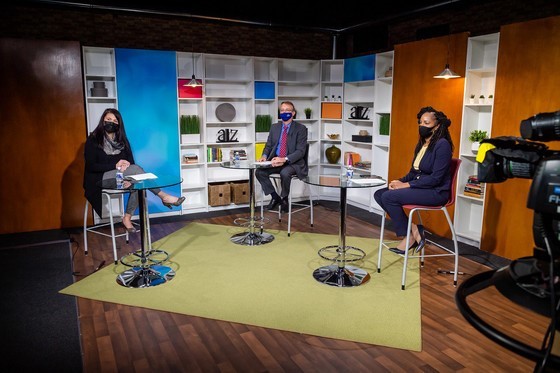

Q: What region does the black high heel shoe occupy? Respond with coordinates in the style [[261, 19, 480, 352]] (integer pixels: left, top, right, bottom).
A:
[[414, 225, 426, 253], [162, 196, 186, 209], [389, 240, 418, 255]]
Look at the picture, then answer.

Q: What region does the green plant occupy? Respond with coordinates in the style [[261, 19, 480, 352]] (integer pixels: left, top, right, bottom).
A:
[[180, 115, 200, 134], [479, 95, 485, 99], [488, 94, 494, 99], [470, 94, 475, 99], [469, 129, 488, 142], [255, 114, 272, 132], [304, 107, 312, 118]]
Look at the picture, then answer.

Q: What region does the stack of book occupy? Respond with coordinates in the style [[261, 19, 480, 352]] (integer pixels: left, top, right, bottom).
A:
[[183, 153, 199, 164], [355, 160, 371, 170], [464, 175, 484, 198], [229, 149, 248, 160]]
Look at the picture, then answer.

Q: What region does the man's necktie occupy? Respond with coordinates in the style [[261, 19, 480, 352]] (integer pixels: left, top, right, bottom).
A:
[[278, 125, 288, 157]]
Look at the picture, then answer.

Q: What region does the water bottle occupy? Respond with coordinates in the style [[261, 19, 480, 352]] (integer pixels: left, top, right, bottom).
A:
[[346, 164, 354, 181], [233, 151, 240, 165], [346, 154, 354, 181], [116, 166, 124, 189]]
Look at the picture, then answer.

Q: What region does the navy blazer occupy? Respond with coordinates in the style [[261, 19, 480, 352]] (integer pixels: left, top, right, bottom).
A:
[[400, 138, 452, 193], [261, 120, 308, 178]]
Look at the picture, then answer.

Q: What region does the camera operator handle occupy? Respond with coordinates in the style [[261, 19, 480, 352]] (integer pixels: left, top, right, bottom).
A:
[[455, 270, 560, 368]]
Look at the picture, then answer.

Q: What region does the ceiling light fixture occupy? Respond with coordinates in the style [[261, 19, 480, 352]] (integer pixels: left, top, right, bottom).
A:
[[434, 3, 460, 80], [184, 41, 203, 87], [434, 63, 461, 79]]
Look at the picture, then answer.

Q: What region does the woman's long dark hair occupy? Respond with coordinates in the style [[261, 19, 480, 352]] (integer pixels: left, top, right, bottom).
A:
[[91, 108, 132, 151], [414, 106, 454, 154]]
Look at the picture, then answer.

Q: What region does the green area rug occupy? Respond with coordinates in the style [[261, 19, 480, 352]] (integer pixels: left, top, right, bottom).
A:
[[61, 222, 421, 351]]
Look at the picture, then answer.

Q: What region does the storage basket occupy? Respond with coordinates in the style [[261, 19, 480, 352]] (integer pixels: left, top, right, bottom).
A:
[[230, 181, 250, 204], [208, 183, 231, 206]]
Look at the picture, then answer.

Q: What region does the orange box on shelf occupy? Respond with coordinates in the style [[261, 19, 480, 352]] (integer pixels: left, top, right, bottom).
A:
[[344, 152, 361, 165], [321, 102, 342, 119]]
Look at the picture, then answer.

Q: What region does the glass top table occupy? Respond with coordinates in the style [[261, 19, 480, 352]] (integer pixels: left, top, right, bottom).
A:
[[220, 160, 274, 246], [302, 170, 386, 287], [98, 173, 182, 288]]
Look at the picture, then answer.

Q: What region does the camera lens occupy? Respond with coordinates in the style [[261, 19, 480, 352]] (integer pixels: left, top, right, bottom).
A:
[[520, 110, 560, 141]]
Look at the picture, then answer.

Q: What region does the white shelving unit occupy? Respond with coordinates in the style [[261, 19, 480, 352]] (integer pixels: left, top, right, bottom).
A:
[[82, 48, 394, 217], [177, 52, 207, 212], [340, 51, 394, 212], [454, 33, 500, 247], [82, 46, 120, 223], [371, 51, 394, 213], [83, 47, 118, 135]]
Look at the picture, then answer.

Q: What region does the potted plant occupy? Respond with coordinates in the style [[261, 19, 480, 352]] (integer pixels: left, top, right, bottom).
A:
[[469, 94, 476, 104], [304, 107, 312, 119], [469, 129, 488, 153], [479, 94, 485, 104], [255, 114, 272, 141], [487, 94, 494, 104], [180, 115, 200, 143]]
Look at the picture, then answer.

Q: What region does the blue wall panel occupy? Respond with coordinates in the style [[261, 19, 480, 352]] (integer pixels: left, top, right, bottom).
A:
[[115, 48, 180, 214], [344, 55, 375, 82]]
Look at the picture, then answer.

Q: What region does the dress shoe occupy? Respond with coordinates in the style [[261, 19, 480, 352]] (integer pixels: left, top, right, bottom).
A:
[[122, 223, 137, 233], [414, 225, 426, 253], [266, 198, 281, 211], [162, 196, 186, 209], [389, 240, 418, 255], [280, 198, 289, 213]]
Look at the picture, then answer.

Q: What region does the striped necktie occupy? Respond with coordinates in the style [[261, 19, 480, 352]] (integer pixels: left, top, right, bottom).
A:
[[278, 125, 288, 157]]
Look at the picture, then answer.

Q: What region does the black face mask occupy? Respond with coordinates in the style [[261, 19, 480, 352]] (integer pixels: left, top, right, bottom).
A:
[[103, 121, 118, 133], [419, 125, 434, 139]]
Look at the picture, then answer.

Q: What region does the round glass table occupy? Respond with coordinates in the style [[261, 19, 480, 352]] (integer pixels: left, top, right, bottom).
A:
[[98, 173, 182, 288], [220, 160, 274, 245], [302, 170, 386, 287]]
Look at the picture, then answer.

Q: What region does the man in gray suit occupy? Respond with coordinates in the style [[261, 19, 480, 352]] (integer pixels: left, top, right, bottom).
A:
[[256, 101, 308, 212]]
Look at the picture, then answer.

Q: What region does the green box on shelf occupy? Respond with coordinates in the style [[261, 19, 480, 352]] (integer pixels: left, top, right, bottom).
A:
[[379, 114, 390, 135]]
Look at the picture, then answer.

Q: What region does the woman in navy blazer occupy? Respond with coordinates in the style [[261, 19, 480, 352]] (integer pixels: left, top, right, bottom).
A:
[[374, 106, 454, 254]]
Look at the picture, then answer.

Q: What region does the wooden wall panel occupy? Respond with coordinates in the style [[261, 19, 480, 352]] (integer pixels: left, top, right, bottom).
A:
[[481, 16, 560, 259], [0, 38, 86, 234], [390, 33, 468, 238]]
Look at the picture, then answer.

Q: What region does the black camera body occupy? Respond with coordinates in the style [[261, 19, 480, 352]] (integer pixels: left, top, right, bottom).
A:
[[456, 110, 560, 370], [475, 109, 560, 295]]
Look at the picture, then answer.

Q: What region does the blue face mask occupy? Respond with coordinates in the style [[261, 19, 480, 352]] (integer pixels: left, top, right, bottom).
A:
[[280, 112, 293, 122]]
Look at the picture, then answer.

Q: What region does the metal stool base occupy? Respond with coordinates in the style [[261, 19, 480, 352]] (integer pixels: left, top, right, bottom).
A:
[[313, 264, 370, 287], [230, 232, 274, 246], [116, 265, 175, 288]]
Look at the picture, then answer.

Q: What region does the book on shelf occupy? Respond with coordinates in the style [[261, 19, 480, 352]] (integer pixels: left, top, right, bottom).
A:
[[183, 153, 199, 164], [463, 190, 484, 199], [229, 149, 248, 160], [207, 147, 223, 162]]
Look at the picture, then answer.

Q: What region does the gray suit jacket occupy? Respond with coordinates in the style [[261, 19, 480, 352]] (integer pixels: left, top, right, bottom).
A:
[[262, 120, 308, 178]]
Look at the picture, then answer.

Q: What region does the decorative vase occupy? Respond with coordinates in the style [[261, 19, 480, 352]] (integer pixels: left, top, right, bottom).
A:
[[325, 145, 341, 164], [471, 141, 480, 153]]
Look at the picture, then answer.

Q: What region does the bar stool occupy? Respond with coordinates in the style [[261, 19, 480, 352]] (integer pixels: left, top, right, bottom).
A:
[[83, 190, 134, 264], [377, 158, 461, 290]]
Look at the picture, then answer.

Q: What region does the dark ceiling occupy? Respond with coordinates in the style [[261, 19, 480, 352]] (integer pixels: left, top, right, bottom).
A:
[[29, 0, 460, 32]]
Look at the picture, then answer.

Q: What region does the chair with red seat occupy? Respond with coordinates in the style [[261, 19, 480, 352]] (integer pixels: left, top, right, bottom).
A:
[[377, 158, 461, 290]]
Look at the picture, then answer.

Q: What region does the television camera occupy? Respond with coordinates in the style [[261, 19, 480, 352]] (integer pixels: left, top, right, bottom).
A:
[[455, 110, 560, 372]]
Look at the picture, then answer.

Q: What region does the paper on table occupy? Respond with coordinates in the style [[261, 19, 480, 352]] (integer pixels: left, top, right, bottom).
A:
[[350, 178, 385, 186], [253, 161, 272, 166], [127, 173, 158, 181]]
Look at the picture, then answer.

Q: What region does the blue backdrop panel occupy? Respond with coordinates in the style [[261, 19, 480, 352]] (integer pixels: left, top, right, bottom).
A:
[[344, 55, 375, 82], [115, 48, 180, 214]]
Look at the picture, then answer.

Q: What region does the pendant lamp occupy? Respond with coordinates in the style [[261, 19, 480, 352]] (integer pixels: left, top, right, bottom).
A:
[[434, 63, 460, 79], [434, 18, 460, 79], [184, 44, 203, 87]]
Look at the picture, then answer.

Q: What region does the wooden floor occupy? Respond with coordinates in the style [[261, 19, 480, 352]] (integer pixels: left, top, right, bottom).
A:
[[71, 203, 551, 372]]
